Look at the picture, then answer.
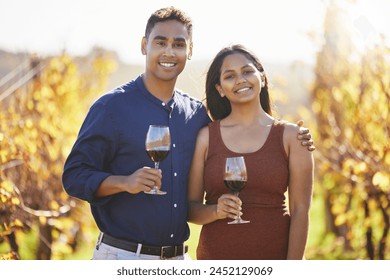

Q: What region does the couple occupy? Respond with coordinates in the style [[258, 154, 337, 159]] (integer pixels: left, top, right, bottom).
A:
[[62, 6, 314, 260]]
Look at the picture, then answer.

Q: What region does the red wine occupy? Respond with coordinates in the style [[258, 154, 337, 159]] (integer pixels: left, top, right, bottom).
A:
[[224, 180, 246, 193], [146, 149, 170, 162]]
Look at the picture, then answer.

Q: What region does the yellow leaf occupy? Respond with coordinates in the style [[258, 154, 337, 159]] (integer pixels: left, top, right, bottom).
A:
[[1, 179, 14, 193], [385, 151, 390, 166], [14, 219, 23, 227], [331, 203, 345, 215], [25, 118, 34, 129], [41, 86, 53, 98], [353, 162, 367, 174], [27, 100, 34, 110], [332, 88, 343, 102], [372, 171, 390, 191], [53, 242, 73, 255], [342, 159, 355, 170], [39, 216, 47, 225], [50, 200, 60, 211], [11, 197, 20, 205], [335, 214, 347, 226], [33, 90, 41, 101]]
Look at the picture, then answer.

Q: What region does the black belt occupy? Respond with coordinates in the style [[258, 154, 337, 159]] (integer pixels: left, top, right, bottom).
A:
[[101, 234, 188, 259]]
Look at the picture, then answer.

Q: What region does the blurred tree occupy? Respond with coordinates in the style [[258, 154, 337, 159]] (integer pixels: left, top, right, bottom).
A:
[[310, 0, 390, 259], [0, 51, 116, 259]]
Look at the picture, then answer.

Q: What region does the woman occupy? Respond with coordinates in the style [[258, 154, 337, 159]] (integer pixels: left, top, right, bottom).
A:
[[188, 44, 314, 259]]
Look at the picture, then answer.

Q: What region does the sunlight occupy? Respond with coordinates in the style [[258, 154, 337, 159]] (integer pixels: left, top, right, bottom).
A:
[[342, 0, 389, 53]]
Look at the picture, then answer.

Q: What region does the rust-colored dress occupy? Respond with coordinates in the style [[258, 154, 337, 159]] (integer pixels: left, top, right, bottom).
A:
[[197, 120, 290, 260]]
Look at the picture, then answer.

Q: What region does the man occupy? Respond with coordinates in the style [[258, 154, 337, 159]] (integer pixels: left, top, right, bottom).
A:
[[62, 7, 314, 260]]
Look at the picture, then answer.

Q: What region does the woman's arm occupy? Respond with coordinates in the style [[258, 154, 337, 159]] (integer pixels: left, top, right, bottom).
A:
[[284, 123, 314, 259], [187, 126, 241, 225]]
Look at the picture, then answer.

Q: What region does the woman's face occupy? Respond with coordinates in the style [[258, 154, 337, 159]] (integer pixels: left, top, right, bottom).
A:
[[216, 53, 262, 105]]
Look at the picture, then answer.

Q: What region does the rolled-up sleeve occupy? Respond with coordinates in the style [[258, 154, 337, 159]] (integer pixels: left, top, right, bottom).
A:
[[62, 101, 117, 205]]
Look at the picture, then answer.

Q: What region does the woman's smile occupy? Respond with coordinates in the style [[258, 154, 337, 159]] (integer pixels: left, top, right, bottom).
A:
[[235, 87, 252, 94]]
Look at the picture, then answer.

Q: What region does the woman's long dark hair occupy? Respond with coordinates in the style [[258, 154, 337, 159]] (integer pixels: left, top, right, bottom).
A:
[[205, 44, 271, 120]]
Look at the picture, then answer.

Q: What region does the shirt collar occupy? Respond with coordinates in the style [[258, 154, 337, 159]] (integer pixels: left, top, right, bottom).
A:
[[136, 75, 176, 110]]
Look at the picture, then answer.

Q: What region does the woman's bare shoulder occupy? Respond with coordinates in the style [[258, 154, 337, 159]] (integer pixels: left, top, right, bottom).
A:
[[195, 125, 210, 146], [278, 120, 299, 137]]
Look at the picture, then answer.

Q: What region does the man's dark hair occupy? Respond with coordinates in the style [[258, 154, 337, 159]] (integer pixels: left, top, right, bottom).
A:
[[145, 6, 193, 39]]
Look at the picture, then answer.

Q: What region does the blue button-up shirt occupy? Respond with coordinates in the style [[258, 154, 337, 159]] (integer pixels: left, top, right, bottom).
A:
[[62, 75, 210, 246]]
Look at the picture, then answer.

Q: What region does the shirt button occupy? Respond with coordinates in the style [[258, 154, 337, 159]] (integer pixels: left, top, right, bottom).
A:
[[173, 144, 176, 148], [170, 234, 174, 238], [174, 172, 177, 177], [162, 102, 166, 106], [174, 203, 177, 208]]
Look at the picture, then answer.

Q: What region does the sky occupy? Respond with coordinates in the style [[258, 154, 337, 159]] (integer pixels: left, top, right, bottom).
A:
[[0, 0, 389, 65]]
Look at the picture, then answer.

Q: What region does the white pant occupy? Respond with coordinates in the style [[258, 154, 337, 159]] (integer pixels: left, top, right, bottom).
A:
[[92, 240, 191, 260]]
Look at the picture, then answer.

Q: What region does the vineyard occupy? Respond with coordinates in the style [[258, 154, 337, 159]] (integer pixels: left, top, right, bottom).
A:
[[0, 51, 116, 259], [1, 2, 389, 260], [305, 4, 390, 259]]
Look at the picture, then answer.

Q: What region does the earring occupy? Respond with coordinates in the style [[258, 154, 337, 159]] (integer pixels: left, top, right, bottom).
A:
[[187, 54, 192, 60], [220, 94, 225, 98], [261, 72, 266, 87]]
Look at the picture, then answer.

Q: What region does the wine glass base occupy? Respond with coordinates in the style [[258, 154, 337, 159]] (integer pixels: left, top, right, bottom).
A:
[[144, 189, 167, 195], [227, 219, 250, 225]]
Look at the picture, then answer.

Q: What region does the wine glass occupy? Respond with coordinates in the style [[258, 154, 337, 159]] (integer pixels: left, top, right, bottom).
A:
[[224, 156, 250, 224], [145, 125, 170, 195]]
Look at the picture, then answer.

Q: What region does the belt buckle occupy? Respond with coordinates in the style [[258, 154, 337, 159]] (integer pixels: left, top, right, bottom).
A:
[[160, 246, 177, 259]]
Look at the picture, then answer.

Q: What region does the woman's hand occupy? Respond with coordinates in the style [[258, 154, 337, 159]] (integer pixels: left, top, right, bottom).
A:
[[216, 193, 242, 220]]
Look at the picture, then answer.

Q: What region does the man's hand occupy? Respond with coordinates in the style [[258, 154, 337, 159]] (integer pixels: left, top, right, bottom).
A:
[[123, 167, 162, 194], [297, 120, 316, 151], [94, 167, 162, 198]]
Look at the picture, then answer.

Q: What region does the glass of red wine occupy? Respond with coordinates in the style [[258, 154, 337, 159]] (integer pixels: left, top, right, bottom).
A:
[[224, 156, 250, 224], [145, 125, 170, 195]]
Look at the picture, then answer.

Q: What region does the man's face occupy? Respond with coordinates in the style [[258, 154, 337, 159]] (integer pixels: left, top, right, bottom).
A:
[[142, 20, 193, 83]]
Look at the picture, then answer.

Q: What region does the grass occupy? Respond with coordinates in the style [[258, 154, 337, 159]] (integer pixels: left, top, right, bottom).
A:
[[187, 223, 201, 259]]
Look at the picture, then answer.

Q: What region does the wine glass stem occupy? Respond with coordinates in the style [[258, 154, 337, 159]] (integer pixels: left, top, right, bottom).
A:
[[234, 192, 241, 221], [153, 162, 160, 191]]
